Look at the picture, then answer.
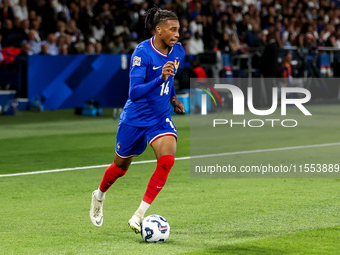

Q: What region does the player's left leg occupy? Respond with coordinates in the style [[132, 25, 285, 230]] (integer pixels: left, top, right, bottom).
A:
[[90, 123, 147, 227], [128, 135, 177, 233]]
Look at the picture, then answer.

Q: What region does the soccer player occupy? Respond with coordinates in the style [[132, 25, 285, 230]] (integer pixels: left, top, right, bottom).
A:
[[89, 7, 185, 233]]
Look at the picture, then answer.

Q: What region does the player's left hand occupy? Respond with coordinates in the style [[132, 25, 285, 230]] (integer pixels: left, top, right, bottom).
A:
[[171, 96, 185, 115]]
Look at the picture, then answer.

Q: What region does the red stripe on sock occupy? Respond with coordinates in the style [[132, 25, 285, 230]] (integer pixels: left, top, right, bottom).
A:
[[147, 185, 160, 192], [146, 190, 156, 197], [152, 174, 167, 182], [150, 177, 165, 186]]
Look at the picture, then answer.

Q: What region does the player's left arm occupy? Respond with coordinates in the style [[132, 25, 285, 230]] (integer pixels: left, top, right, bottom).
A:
[[170, 96, 185, 114], [170, 44, 186, 115]]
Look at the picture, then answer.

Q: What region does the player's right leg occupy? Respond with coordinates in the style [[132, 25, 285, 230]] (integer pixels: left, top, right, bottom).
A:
[[90, 123, 147, 227], [90, 155, 132, 227]]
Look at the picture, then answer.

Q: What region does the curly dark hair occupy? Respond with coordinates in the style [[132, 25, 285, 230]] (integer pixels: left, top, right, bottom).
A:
[[144, 6, 178, 29]]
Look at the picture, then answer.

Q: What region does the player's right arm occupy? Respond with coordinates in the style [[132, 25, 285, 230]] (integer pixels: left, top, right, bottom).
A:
[[129, 45, 177, 102]]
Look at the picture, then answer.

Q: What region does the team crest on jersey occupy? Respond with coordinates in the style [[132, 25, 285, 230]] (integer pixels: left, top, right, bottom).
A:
[[174, 60, 180, 74], [133, 56, 141, 66]]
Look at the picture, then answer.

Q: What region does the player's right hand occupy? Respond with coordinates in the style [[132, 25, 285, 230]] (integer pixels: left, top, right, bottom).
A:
[[161, 61, 175, 81]]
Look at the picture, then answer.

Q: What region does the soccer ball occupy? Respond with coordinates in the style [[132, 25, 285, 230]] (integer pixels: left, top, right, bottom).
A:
[[141, 214, 170, 243]]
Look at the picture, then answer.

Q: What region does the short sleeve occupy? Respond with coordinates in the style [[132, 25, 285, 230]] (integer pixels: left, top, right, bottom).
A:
[[129, 47, 149, 79]]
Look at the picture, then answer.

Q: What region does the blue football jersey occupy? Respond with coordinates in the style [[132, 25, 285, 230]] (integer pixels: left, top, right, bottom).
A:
[[119, 37, 185, 127]]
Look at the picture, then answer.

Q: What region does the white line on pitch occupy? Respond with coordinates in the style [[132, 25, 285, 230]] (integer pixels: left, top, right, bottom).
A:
[[1, 142, 339, 178]]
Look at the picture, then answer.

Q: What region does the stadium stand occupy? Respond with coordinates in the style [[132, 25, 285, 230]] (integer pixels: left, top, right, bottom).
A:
[[0, 0, 340, 100]]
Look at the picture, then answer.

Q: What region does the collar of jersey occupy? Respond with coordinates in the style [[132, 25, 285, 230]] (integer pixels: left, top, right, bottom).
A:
[[150, 37, 173, 57]]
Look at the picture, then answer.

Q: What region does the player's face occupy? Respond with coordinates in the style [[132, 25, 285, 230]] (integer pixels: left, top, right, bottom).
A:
[[158, 20, 180, 47]]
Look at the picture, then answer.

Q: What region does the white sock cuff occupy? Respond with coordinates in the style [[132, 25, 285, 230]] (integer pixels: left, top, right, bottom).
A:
[[96, 188, 106, 201], [138, 200, 150, 216]]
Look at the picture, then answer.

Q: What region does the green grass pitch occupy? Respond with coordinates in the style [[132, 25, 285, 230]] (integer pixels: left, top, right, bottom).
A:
[[0, 106, 339, 254]]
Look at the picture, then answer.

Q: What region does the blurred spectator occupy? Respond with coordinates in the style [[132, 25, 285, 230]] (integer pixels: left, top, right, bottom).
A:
[[39, 42, 48, 54], [261, 32, 281, 78], [229, 33, 242, 54], [65, 19, 83, 43], [56, 34, 66, 50], [190, 1, 202, 21], [296, 34, 305, 49], [114, 19, 130, 37], [28, 9, 37, 22], [56, 7, 67, 23], [178, 18, 192, 50], [13, 0, 28, 21], [54, 0, 70, 21], [112, 35, 124, 54], [317, 30, 326, 47], [101, 35, 114, 54], [42, 33, 58, 55], [139, 1, 148, 17], [30, 18, 42, 41], [63, 34, 73, 53], [1, 18, 25, 47], [84, 42, 95, 54], [21, 19, 29, 35], [282, 24, 295, 43], [123, 38, 137, 54], [55, 21, 66, 39], [23, 29, 40, 54], [77, 0, 92, 35], [282, 52, 293, 79], [94, 41, 102, 54], [282, 51, 304, 87], [40, 0, 56, 35], [73, 40, 85, 54], [1, 19, 13, 47], [202, 15, 215, 51], [102, 11, 114, 37], [325, 34, 337, 47], [190, 14, 203, 36], [237, 13, 250, 39], [59, 44, 68, 55], [275, 21, 284, 35], [218, 32, 230, 53], [0, 0, 15, 23], [304, 32, 317, 53], [91, 17, 105, 42], [261, 31, 281, 106], [188, 31, 204, 55], [285, 32, 296, 47], [244, 21, 260, 47], [68, 2, 78, 20], [254, 30, 267, 48]]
